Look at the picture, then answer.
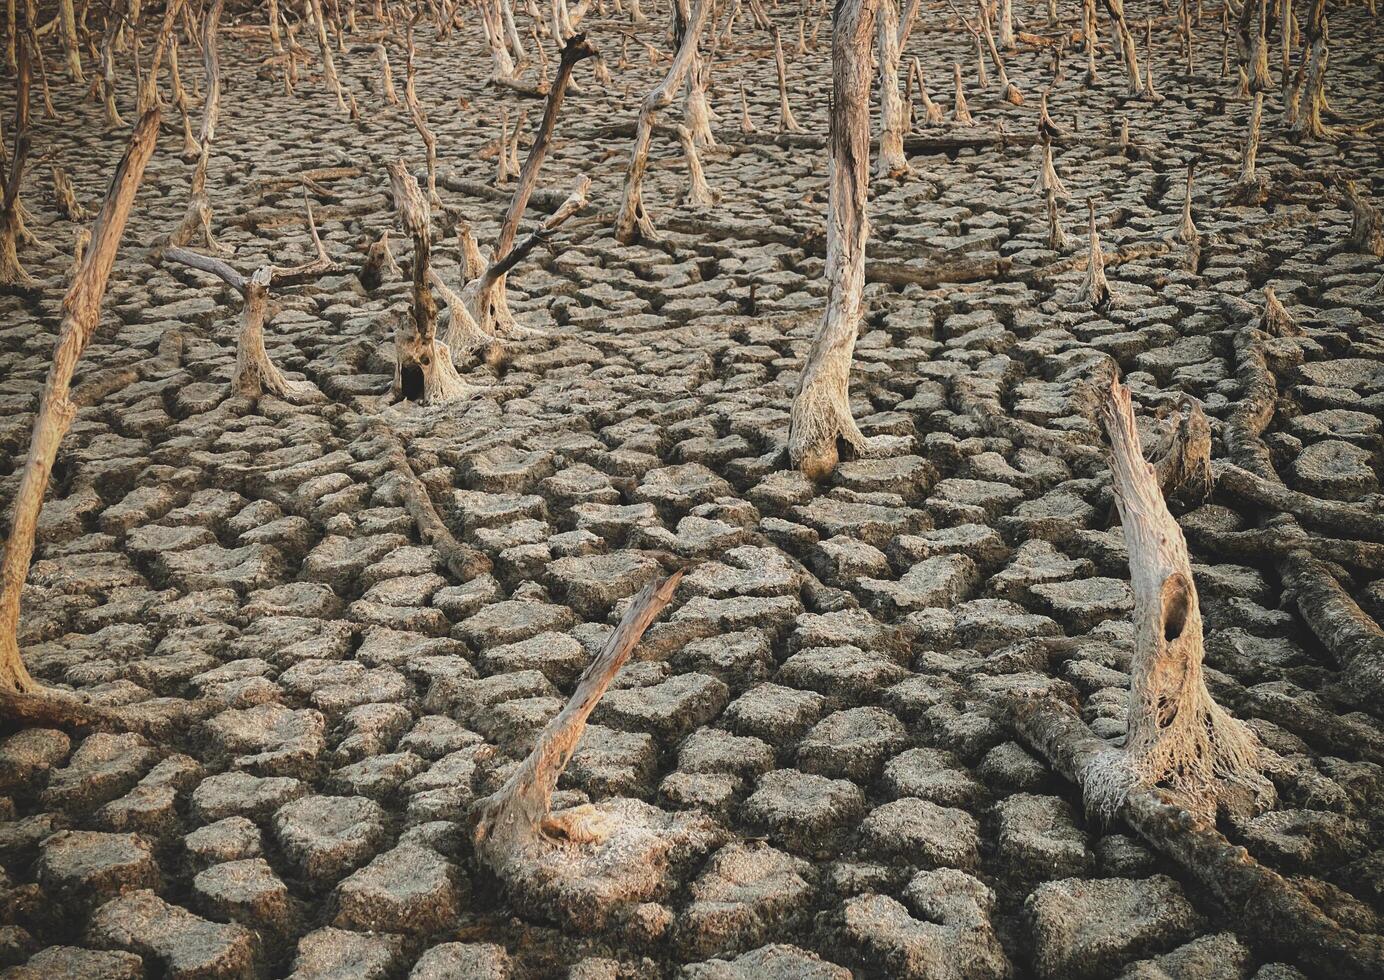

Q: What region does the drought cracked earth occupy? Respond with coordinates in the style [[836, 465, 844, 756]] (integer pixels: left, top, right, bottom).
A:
[[2, 1, 1384, 978]]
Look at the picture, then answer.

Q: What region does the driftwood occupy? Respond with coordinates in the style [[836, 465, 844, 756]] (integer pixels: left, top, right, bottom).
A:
[[1011, 696, 1384, 980], [0, 110, 161, 695], [366, 419, 493, 580], [787, 0, 876, 480]]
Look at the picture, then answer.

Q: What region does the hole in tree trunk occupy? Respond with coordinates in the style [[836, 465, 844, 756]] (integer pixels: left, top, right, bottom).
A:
[[400, 363, 424, 401], [1162, 572, 1191, 643]]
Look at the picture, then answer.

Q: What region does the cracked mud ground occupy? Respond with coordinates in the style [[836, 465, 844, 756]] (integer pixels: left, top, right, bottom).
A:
[[3, 3, 1384, 978]]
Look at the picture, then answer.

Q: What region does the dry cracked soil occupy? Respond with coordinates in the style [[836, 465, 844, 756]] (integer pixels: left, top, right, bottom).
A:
[[2, 1, 1384, 978]]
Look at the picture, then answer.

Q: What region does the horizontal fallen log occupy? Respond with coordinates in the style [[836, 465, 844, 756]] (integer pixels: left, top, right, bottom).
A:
[[1214, 462, 1384, 544], [1187, 524, 1384, 572], [1011, 695, 1384, 980], [1278, 551, 1384, 705]]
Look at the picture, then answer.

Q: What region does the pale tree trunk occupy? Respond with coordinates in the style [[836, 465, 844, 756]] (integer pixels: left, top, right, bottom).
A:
[[388, 161, 478, 405], [1085, 378, 1264, 820], [997, 0, 1015, 48], [475, 572, 682, 859], [136, 0, 186, 114], [163, 202, 335, 403], [1289, 0, 1330, 140], [99, 5, 125, 128], [0, 110, 161, 695], [57, 0, 83, 81], [169, 0, 226, 254], [1077, 199, 1109, 308], [772, 25, 802, 132], [308, 0, 348, 110], [1102, 0, 1144, 94], [787, 0, 877, 480], [615, 0, 709, 244], [0, 37, 33, 287], [169, 37, 200, 159], [465, 34, 594, 349], [875, 0, 909, 178]]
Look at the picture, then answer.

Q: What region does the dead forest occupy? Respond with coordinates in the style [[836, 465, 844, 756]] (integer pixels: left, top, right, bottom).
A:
[[0, 0, 1383, 975]]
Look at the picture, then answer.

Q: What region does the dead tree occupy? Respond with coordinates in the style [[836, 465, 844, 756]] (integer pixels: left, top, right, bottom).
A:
[[0, 38, 33, 287], [1033, 137, 1066, 199], [952, 63, 973, 124], [162, 255, 317, 402], [136, 0, 185, 114], [1084, 378, 1265, 819], [772, 26, 802, 133], [168, 0, 226, 254], [875, 0, 909, 178], [913, 59, 944, 125], [169, 36, 200, 159], [458, 34, 594, 355], [308, 0, 349, 110], [1076, 199, 1110, 308], [1150, 395, 1212, 508], [615, 0, 709, 243], [389, 161, 479, 405], [1175, 160, 1198, 246], [1342, 179, 1384, 258], [0, 110, 161, 696], [1045, 186, 1067, 250], [787, 0, 878, 480], [1102, 0, 1145, 95], [404, 16, 442, 208], [51, 164, 87, 221], [473, 571, 684, 878], [1288, 0, 1330, 140]]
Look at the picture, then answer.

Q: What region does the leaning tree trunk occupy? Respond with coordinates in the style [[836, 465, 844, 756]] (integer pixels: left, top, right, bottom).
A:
[[1102, 0, 1144, 95], [787, 0, 877, 480], [169, 0, 225, 253], [0, 110, 161, 695], [1084, 378, 1265, 820], [615, 0, 708, 243], [475, 571, 683, 857]]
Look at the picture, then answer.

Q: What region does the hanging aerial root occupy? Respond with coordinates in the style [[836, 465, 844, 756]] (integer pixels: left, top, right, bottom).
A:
[[1087, 377, 1266, 821]]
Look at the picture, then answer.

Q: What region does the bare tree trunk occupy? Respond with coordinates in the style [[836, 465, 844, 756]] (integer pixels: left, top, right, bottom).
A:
[[466, 34, 594, 347], [1085, 378, 1264, 819], [0, 37, 33, 287], [57, 0, 83, 81], [0, 110, 161, 695], [99, 4, 126, 128], [787, 0, 877, 480], [1076, 199, 1109, 308], [169, 0, 225, 254], [308, 0, 347, 110], [163, 235, 331, 402], [772, 25, 802, 132], [614, 0, 708, 243], [389, 161, 478, 405], [875, 0, 909, 178], [1102, 0, 1144, 94], [136, 0, 185, 114], [1289, 0, 1330, 140], [169, 37, 200, 159], [475, 571, 683, 857], [51, 164, 87, 220]]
